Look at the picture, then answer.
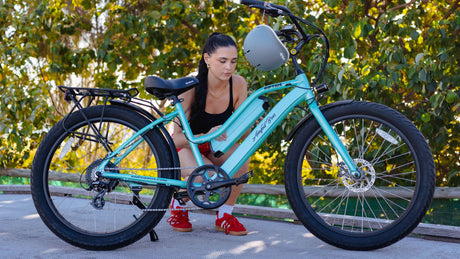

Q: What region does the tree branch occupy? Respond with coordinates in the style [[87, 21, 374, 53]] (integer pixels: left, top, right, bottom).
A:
[[181, 20, 199, 35], [443, 0, 459, 20], [119, 53, 147, 73], [386, 0, 417, 13]]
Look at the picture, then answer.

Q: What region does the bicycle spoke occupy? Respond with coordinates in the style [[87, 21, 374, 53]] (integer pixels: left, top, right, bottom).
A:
[[371, 143, 406, 165], [375, 169, 416, 179], [292, 108, 427, 236], [372, 151, 411, 167], [314, 185, 348, 213], [371, 187, 407, 218]]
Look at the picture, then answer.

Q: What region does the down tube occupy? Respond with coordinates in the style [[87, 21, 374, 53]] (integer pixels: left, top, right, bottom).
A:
[[222, 86, 308, 177]]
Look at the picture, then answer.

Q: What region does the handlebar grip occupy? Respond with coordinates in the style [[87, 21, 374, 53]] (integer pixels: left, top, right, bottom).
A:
[[240, 0, 265, 6], [241, 0, 291, 15]]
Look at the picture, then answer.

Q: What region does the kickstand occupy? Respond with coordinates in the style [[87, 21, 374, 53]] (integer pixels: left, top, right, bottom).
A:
[[149, 229, 159, 242]]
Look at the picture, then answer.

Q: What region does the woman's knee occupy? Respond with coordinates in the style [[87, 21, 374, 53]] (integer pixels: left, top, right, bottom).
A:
[[232, 160, 249, 178], [178, 148, 213, 178]]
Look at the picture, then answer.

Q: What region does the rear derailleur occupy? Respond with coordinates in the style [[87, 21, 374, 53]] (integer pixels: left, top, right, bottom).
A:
[[83, 159, 119, 209]]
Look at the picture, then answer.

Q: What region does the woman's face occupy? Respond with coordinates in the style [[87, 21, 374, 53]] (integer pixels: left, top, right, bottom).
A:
[[204, 46, 238, 82]]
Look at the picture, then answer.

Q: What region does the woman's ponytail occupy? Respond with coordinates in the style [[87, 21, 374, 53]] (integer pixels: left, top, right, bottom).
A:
[[191, 33, 237, 118]]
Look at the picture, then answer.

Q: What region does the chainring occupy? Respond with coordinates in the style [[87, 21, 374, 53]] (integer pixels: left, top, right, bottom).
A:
[[187, 165, 231, 209]]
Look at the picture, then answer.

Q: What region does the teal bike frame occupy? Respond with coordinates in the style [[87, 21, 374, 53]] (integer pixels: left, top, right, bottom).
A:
[[98, 72, 359, 188]]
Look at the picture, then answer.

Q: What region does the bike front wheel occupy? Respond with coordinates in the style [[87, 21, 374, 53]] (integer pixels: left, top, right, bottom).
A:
[[31, 105, 176, 250], [284, 101, 435, 250]]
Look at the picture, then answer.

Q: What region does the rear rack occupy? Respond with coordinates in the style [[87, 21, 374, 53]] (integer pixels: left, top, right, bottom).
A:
[[57, 86, 164, 152], [58, 85, 139, 101]]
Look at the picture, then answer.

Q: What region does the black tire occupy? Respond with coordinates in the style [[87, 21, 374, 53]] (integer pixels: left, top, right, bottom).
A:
[[284, 101, 435, 250], [31, 105, 175, 250]]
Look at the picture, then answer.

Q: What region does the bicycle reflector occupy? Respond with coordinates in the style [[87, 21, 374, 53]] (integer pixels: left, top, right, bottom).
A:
[[243, 25, 289, 71]]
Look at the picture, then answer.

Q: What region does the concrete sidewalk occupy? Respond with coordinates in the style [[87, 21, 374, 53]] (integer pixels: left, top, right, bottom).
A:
[[1, 194, 459, 258]]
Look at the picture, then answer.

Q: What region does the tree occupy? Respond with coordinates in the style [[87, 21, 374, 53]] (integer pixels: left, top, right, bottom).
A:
[[251, 0, 460, 186], [1, 0, 458, 186], [1, 0, 254, 167], [311, 0, 460, 186]]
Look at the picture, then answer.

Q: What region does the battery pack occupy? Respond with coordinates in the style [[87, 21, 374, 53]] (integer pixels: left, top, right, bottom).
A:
[[210, 96, 268, 157]]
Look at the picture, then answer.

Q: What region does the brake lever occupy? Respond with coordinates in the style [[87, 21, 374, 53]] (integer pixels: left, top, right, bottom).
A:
[[276, 25, 302, 43], [276, 33, 297, 43], [250, 4, 284, 17]]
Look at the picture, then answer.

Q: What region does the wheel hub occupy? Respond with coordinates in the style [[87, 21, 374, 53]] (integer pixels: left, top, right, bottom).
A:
[[341, 158, 376, 193], [85, 159, 119, 192]]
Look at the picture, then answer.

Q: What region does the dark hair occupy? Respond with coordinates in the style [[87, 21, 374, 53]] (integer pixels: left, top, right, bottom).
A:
[[191, 32, 237, 118]]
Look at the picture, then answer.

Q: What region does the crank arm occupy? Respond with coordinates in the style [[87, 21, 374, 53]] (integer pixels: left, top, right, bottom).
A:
[[205, 170, 253, 190], [174, 191, 189, 205]]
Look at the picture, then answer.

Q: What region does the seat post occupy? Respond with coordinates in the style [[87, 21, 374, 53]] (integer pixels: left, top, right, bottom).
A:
[[169, 95, 182, 106]]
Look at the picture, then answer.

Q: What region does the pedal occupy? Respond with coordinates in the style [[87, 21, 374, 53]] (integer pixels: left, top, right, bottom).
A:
[[174, 191, 189, 205], [314, 83, 329, 102], [205, 170, 254, 190], [314, 83, 329, 93], [234, 170, 254, 185]]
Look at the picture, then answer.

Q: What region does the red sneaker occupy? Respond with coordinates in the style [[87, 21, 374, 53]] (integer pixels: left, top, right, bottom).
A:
[[166, 202, 192, 232], [215, 213, 247, 236]]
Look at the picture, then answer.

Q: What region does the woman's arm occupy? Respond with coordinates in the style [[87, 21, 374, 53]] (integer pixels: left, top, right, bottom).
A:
[[232, 75, 252, 139], [232, 75, 248, 110]]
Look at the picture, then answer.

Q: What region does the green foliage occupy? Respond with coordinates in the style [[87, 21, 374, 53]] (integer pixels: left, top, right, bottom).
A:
[[1, 0, 458, 186], [304, 0, 460, 186]]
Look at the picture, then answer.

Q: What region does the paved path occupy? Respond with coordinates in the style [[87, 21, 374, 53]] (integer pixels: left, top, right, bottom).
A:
[[1, 194, 459, 258]]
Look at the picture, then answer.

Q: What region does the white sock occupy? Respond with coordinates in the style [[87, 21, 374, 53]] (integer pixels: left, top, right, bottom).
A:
[[172, 199, 187, 209], [218, 204, 233, 218]]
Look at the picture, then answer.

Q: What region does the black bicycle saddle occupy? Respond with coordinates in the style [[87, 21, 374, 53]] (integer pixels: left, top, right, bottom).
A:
[[145, 76, 199, 100]]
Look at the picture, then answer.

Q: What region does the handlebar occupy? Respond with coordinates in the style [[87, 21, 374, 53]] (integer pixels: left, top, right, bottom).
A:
[[240, 0, 264, 5], [240, 0, 263, 5], [241, 0, 291, 18]]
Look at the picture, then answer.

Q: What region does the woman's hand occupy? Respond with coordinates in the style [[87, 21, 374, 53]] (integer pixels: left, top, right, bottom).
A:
[[208, 125, 227, 141]]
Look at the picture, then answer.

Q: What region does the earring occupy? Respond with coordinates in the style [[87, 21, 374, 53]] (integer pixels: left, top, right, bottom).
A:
[[206, 63, 210, 69]]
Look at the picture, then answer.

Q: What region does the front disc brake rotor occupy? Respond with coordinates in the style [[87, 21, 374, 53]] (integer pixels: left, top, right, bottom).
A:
[[341, 158, 376, 193]]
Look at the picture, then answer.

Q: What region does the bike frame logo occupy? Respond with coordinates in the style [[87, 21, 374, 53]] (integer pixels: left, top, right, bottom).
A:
[[264, 82, 282, 90], [252, 113, 277, 142]]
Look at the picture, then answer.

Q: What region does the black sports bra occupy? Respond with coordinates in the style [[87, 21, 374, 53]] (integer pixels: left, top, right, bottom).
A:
[[189, 78, 233, 135]]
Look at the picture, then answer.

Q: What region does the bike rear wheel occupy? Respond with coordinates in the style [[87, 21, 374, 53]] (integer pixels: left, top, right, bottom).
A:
[[285, 101, 435, 250], [31, 105, 175, 250]]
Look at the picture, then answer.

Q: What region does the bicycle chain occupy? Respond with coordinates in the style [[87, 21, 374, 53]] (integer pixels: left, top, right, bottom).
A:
[[141, 206, 204, 212], [104, 166, 215, 212], [108, 166, 197, 171]]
